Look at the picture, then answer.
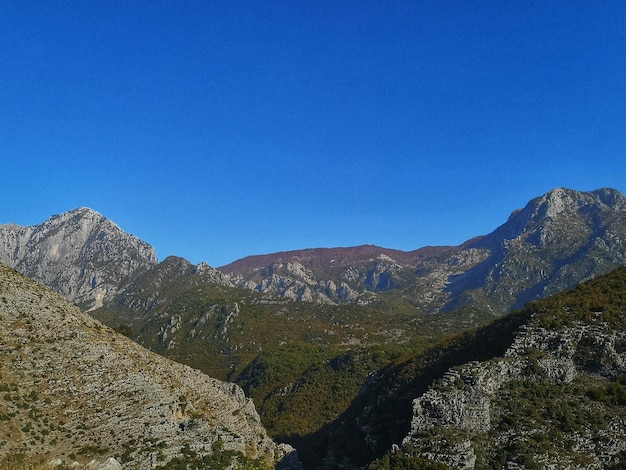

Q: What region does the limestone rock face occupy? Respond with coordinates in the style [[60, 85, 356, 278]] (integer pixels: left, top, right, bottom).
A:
[[229, 261, 370, 304], [0, 263, 300, 469], [401, 313, 626, 468], [224, 254, 408, 306], [0, 208, 158, 310]]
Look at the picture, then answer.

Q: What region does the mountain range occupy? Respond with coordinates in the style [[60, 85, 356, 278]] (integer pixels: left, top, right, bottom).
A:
[[220, 187, 626, 315], [3, 186, 626, 468], [3, 187, 625, 318]]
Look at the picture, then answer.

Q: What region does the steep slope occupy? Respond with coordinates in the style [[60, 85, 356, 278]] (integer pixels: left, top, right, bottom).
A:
[[0, 263, 298, 469], [313, 267, 626, 469], [446, 187, 626, 313], [221, 188, 626, 316], [0, 208, 158, 310]]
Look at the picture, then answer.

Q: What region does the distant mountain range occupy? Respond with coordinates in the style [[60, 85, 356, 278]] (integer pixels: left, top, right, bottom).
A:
[[222, 187, 626, 315], [2, 187, 625, 317]]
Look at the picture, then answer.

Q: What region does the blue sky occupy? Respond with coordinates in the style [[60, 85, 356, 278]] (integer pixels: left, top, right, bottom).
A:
[[2, 1, 626, 267]]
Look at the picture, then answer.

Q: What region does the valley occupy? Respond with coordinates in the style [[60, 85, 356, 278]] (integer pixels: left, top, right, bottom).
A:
[[2, 187, 626, 468]]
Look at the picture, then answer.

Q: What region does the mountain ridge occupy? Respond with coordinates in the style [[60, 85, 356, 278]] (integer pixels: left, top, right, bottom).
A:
[[219, 187, 626, 313], [2, 186, 625, 316], [219, 244, 454, 274]]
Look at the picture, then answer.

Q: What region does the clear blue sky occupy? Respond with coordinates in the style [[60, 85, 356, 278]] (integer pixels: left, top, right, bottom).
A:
[[2, 1, 626, 267]]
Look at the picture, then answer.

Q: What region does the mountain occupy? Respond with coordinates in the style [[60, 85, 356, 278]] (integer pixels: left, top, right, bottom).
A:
[[221, 188, 626, 315], [3, 187, 626, 468], [0, 208, 158, 311], [0, 262, 299, 469], [308, 266, 626, 469], [220, 244, 452, 304], [447, 187, 626, 312], [3, 187, 624, 318]]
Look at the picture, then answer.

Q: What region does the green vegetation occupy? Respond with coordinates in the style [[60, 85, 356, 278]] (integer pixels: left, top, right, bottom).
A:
[[237, 345, 397, 438], [524, 265, 626, 330], [0, 454, 71, 470], [93, 268, 482, 448], [587, 375, 626, 406], [368, 448, 449, 470], [91, 259, 626, 468], [356, 267, 626, 469], [156, 445, 272, 470]]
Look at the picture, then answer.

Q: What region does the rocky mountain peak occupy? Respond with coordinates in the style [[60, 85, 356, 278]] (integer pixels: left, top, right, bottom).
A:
[[51, 206, 109, 222], [445, 188, 626, 313], [476, 187, 626, 250], [0, 208, 158, 310], [531, 187, 626, 220]]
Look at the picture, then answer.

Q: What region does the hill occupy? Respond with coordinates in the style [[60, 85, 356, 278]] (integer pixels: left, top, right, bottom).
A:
[[0, 263, 298, 469]]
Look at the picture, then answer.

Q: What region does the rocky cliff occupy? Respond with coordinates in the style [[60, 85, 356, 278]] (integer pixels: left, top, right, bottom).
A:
[[448, 187, 626, 313], [0, 208, 158, 310], [400, 320, 622, 468], [0, 263, 299, 469]]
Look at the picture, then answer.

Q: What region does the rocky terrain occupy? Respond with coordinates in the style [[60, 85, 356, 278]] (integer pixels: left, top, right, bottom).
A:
[[220, 245, 453, 305], [0, 208, 158, 311], [222, 188, 626, 315], [312, 267, 626, 469], [0, 263, 298, 469], [2, 187, 626, 469], [399, 318, 626, 469], [449, 187, 626, 313]]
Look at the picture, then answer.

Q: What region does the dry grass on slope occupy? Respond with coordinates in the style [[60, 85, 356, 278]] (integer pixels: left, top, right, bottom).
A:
[[0, 264, 291, 469]]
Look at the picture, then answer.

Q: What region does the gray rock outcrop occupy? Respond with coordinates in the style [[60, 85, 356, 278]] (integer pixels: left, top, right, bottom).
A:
[[401, 312, 626, 468], [0, 207, 158, 310]]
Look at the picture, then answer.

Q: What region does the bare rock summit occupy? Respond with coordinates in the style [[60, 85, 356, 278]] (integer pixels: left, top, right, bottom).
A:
[[0, 208, 158, 310]]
